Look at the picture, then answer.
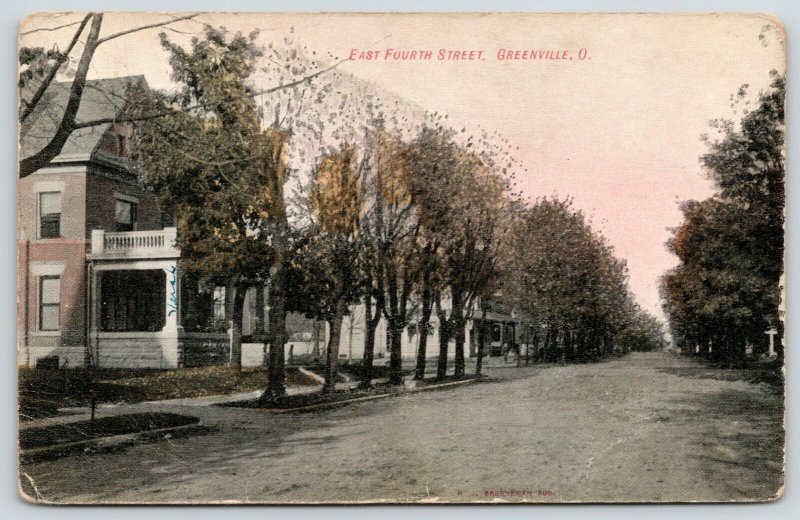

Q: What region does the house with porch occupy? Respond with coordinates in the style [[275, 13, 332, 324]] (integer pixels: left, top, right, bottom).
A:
[[19, 76, 185, 368], [330, 296, 525, 364]]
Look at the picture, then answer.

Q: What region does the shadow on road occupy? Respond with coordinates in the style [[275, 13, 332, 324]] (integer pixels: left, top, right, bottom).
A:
[[659, 383, 784, 500], [656, 364, 783, 395]]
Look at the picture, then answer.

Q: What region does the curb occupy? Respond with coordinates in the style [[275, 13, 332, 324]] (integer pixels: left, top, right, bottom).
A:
[[19, 422, 206, 463], [256, 377, 481, 414]]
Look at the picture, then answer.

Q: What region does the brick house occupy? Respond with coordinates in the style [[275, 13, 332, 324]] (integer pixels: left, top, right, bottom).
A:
[[17, 76, 187, 368]]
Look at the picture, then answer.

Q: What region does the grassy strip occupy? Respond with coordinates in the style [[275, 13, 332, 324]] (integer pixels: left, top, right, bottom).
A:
[[19, 366, 317, 420], [19, 412, 199, 450]]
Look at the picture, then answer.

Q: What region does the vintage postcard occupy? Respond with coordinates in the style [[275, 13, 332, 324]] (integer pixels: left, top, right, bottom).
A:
[[17, 12, 785, 504]]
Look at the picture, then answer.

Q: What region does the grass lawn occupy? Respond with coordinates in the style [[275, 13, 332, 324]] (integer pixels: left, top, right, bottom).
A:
[[18, 366, 318, 420]]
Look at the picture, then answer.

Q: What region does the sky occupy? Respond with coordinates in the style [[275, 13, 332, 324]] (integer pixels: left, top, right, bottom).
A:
[[20, 12, 786, 321]]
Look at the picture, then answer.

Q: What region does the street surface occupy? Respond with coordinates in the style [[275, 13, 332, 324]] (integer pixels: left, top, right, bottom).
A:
[[19, 352, 784, 503]]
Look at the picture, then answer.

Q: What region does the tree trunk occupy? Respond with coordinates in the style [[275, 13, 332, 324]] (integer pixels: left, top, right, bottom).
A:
[[229, 283, 246, 371], [475, 307, 487, 377], [262, 234, 288, 402], [543, 327, 553, 362], [414, 321, 430, 381], [435, 294, 449, 380], [453, 313, 466, 378], [323, 301, 347, 394], [388, 320, 404, 385], [736, 335, 747, 368], [360, 295, 378, 389], [414, 279, 433, 380]]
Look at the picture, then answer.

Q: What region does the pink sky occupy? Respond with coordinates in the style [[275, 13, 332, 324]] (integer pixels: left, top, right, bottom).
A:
[[21, 13, 785, 320]]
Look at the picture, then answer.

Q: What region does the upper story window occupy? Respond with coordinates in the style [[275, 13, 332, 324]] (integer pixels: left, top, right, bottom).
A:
[[38, 191, 61, 239], [114, 198, 137, 232], [117, 134, 130, 157]]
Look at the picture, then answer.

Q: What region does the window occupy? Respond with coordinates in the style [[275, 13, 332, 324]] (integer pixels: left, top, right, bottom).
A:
[[39, 192, 61, 239], [116, 134, 130, 156], [491, 324, 502, 343], [39, 276, 60, 331], [114, 199, 137, 232]]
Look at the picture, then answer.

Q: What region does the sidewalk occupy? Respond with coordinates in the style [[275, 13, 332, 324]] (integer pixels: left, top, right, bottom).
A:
[[20, 378, 382, 430]]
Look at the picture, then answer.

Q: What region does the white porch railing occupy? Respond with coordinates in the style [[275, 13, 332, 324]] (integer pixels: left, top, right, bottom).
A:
[[90, 227, 180, 259]]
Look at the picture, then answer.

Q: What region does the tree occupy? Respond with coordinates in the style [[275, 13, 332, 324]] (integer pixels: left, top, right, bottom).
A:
[[361, 129, 420, 385], [662, 197, 775, 365], [291, 145, 366, 394], [503, 197, 645, 363], [138, 28, 287, 377], [408, 128, 508, 379], [662, 73, 785, 365]]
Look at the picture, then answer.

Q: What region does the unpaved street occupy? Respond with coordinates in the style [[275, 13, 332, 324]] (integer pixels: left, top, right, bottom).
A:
[[20, 352, 784, 503]]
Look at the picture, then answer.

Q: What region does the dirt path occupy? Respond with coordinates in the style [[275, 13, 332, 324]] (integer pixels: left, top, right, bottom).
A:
[[19, 351, 784, 503]]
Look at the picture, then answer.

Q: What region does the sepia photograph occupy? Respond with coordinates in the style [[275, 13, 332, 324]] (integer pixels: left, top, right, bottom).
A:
[[16, 11, 785, 504]]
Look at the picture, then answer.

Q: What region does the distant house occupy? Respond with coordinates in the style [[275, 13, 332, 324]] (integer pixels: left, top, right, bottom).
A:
[[18, 75, 527, 370], [332, 296, 524, 364]]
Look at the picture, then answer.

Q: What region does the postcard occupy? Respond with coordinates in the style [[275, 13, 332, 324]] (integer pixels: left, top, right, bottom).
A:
[[17, 12, 785, 503]]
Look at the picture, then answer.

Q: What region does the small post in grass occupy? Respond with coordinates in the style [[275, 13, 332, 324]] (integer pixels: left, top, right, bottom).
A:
[[89, 388, 97, 423]]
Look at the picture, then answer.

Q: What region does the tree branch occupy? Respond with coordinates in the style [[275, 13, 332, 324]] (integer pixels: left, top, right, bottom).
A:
[[253, 58, 348, 97], [71, 105, 201, 129], [19, 13, 104, 178], [19, 13, 343, 178], [20, 13, 93, 122], [95, 13, 200, 45], [71, 59, 347, 131], [21, 18, 83, 35]]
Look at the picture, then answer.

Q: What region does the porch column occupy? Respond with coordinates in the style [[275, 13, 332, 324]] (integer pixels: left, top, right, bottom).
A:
[[161, 259, 181, 367], [90, 266, 100, 367], [163, 260, 180, 331]]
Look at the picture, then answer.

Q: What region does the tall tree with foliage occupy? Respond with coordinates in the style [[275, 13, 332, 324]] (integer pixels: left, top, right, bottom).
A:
[[503, 197, 645, 362], [360, 129, 421, 385], [408, 128, 508, 378], [291, 145, 366, 393], [661, 72, 785, 365], [138, 28, 291, 388]]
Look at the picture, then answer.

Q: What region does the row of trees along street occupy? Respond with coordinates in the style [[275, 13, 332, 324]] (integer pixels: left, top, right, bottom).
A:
[[21, 21, 666, 403], [661, 72, 785, 368]]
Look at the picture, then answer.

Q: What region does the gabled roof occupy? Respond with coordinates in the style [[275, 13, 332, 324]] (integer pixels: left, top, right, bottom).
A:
[[20, 75, 147, 162]]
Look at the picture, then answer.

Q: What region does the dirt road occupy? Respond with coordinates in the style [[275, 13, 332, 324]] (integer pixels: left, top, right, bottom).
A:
[[19, 351, 784, 503]]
